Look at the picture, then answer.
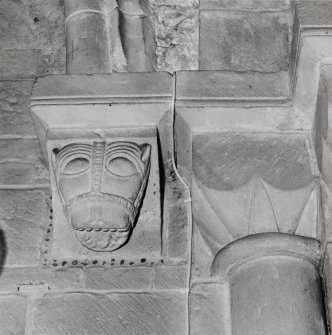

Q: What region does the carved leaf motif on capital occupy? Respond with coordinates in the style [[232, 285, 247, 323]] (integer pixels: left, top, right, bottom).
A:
[[52, 141, 151, 252]]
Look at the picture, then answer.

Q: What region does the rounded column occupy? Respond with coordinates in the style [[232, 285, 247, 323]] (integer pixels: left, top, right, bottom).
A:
[[212, 233, 327, 335], [65, 0, 110, 74], [118, 0, 147, 72]]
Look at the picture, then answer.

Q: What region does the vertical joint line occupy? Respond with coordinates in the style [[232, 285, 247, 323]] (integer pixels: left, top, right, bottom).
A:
[[91, 142, 106, 194]]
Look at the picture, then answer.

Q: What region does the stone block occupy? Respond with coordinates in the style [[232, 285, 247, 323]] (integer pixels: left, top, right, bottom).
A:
[[85, 267, 153, 291], [0, 267, 84, 292], [190, 284, 230, 335], [296, 2, 332, 27], [153, 264, 188, 289], [0, 295, 28, 335], [32, 292, 186, 335], [0, 80, 36, 136], [0, 0, 65, 78], [149, 5, 199, 72], [0, 49, 65, 79], [0, 190, 48, 266], [147, 0, 198, 6], [0, 138, 49, 185], [200, 11, 290, 72], [0, 0, 64, 50], [200, 0, 290, 10], [176, 71, 289, 102]]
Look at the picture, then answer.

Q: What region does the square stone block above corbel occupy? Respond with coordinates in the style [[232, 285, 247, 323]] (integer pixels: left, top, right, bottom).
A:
[[30, 72, 176, 269]]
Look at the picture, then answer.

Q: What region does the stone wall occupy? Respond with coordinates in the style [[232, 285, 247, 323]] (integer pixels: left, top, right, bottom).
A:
[[0, 0, 331, 334]]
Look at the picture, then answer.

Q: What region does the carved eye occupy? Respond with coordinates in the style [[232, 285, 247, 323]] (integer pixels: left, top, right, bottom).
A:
[[107, 158, 137, 177], [62, 158, 90, 175]]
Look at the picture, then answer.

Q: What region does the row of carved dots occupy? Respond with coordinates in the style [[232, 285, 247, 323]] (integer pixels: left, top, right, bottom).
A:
[[42, 196, 53, 266], [51, 257, 150, 268]]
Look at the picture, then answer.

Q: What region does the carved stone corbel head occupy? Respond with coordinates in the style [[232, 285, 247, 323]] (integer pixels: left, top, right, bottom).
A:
[[52, 141, 151, 252]]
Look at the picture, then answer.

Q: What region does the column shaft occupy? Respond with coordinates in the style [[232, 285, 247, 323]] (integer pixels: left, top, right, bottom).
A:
[[212, 233, 327, 335], [65, 0, 110, 74]]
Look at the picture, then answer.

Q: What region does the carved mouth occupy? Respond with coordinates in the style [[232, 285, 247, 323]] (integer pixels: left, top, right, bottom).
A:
[[65, 193, 135, 251], [74, 227, 131, 252]]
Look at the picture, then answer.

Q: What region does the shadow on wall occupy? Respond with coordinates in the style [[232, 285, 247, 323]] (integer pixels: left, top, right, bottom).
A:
[[0, 229, 7, 275]]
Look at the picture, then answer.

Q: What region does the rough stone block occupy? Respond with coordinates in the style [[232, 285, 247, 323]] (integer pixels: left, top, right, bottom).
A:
[[0, 80, 36, 136], [149, 5, 199, 72], [0, 138, 49, 185], [200, 0, 290, 10], [200, 11, 290, 72], [0, 295, 28, 335], [85, 267, 153, 291], [32, 292, 186, 335], [0, 190, 48, 266], [153, 264, 188, 289], [0, 267, 84, 292]]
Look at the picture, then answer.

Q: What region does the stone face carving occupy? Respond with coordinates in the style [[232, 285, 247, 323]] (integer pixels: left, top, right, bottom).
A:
[[52, 141, 151, 252]]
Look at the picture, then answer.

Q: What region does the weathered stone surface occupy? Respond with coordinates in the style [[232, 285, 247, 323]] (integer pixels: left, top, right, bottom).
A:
[[193, 133, 313, 191], [0, 81, 36, 135], [200, 0, 290, 10], [165, 166, 189, 259], [0, 138, 49, 185], [296, 2, 332, 27], [0, 190, 47, 266], [148, 0, 198, 6], [176, 71, 290, 101], [153, 264, 187, 289], [324, 242, 332, 327], [200, 11, 290, 72], [190, 284, 230, 335], [0, 295, 28, 335], [86, 267, 153, 291], [0, 0, 64, 50], [0, 49, 65, 78], [0, 0, 65, 78], [230, 256, 326, 334], [0, 267, 84, 292], [147, 5, 199, 72], [32, 292, 186, 335]]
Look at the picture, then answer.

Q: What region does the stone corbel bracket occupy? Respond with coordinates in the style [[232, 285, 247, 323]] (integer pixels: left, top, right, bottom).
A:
[[30, 72, 187, 269]]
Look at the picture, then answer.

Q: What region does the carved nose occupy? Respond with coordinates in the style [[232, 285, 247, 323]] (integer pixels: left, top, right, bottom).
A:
[[89, 204, 102, 221]]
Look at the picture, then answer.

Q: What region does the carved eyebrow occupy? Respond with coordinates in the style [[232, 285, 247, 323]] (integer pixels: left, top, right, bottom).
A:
[[55, 144, 93, 162]]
